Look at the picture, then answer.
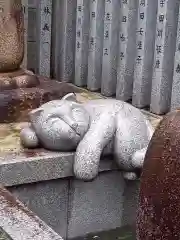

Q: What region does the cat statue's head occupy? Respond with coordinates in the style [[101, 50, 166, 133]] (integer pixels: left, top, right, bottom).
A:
[[27, 93, 90, 151]]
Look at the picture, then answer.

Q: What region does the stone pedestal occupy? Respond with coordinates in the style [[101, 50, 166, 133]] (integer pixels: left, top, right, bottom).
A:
[[0, 77, 81, 123], [0, 151, 139, 239]]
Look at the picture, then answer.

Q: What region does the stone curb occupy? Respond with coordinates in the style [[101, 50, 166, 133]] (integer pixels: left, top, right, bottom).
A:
[[0, 186, 63, 240], [0, 153, 118, 187]]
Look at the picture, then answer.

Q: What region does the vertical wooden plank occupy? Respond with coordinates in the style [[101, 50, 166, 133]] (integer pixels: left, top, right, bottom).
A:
[[101, 0, 120, 97], [74, 0, 90, 87], [36, 0, 52, 77], [150, 0, 179, 114], [116, 0, 138, 101], [132, 0, 157, 108], [87, 0, 105, 91]]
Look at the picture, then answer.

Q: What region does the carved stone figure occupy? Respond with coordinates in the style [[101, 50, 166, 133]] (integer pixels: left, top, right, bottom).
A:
[[20, 93, 153, 181], [0, 0, 39, 89], [137, 110, 180, 239]]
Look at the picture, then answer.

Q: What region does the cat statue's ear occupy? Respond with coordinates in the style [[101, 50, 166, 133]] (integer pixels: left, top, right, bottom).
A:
[[62, 93, 78, 102], [28, 107, 44, 124], [29, 107, 43, 117]]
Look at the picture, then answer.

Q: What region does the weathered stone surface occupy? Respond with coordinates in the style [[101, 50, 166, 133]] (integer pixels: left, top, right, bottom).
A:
[[0, 151, 119, 187], [0, 77, 81, 123], [0, 186, 63, 240], [51, 0, 76, 82], [20, 95, 153, 181], [171, 4, 180, 111], [36, 0, 52, 77], [101, 0, 120, 96], [132, 0, 157, 108], [67, 171, 126, 239], [150, 0, 179, 114], [27, 42, 37, 73], [0, 0, 24, 72], [10, 179, 69, 239], [87, 0, 105, 91], [7, 170, 139, 239], [0, 69, 39, 90], [21, 0, 28, 69], [27, 5, 37, 73], [122, 180, 139, 226], [137, 110, 180, 239], [74, 0, 90, 87], [116, 0, 138, 101], [0, 0, 80, 125]]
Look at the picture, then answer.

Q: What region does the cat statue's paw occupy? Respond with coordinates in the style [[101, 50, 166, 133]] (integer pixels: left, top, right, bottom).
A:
[[122, 172, 139, 180], [131, 147, 147, 169]]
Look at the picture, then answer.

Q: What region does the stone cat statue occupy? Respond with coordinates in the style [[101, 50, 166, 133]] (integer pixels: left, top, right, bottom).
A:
[[20, 93, 153, 181]]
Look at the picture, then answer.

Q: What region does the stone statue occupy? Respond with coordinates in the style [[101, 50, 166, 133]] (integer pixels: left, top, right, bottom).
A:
[[137, 110, 180, 239], [20, 93, 153, 181], [0, 0, 38, 89], [0, 0, 79, 123]]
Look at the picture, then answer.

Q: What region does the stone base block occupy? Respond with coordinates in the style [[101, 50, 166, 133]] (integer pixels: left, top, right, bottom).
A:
[[0, 77, 81, 123], [10, 179, 69, 239], [67, 171, 126, 239], [8, 170, 139, 239], [0, 69, 39, 90]]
